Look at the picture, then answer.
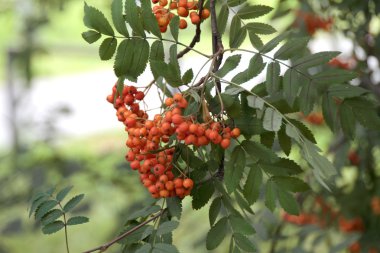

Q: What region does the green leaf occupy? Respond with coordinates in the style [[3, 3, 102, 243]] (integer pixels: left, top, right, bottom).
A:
[[263, 107, 282, 132], [225, 146, 246, 193], [153, 243, 179, 253], [299, 80, 318, 115], [192, 181, 215, 210], [247, 95, 265, 110], [234, 233, 256, 252], [56, 186, 73, 202], [260, 158, 303, 176], [266, 62, 281, 95], [29, 195, 48, 218], [206, 217, 228, 250], [157, 221, 179, 236], [293, 51, 340, 70], [328, 84, 368, 98], [136, 244, 152, 253], [169, 16, 180, 42], [277, 189, 299, 215], [283, 68, 300, 106], [237, 5, 272, 19], [260, 131, 275, 148], [111, 0, 129, 37], [63, 194, 84, 213], [209, 197, 222, 226], [340, 102, 356, 139], [232, 54, 265, 84], [128, 38, 150, 79], [230, 216, 255, 235], [216, 55, 241, 78], [41, 209, 63, 225], [272, 176, 310, 192], [288, 118, 316, 143], [67, 216, 89, 226], [313, 69, 356, 84], [217, 4, 229, 35], [83, 2, 114, 36], [234, 191, 254, 214], [241, 140, 278, 163], [114, 39, 133, 77], [230, 16, 247, 48], [81, 30, 101, 44], [227, 0, 247, 7], [128, 205, 161, 220], [99, 37, 117, 60], [248, 32, 263, 49], [274, 37, 309, 60], [259, 31, 289, 53], [141, 0, 162, 38], [322, 93, 339, 131], [150, 40, 164, 61], [182, 68, 193, 85], [278, 124, 292, 156], [167, 197, 182, 219], [35, 200, 58, 221], [42, 221, 65, 235], [243, 165, 263, 204], [125, 0, 145, 37], [244, 22, 276, 35], [265, 180, 277, 211], [301, 140, 336, 180], [349, 98, 380, 130]]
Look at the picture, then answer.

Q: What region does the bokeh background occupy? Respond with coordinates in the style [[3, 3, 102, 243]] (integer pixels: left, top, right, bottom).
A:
[[0, 0, 379, 252]]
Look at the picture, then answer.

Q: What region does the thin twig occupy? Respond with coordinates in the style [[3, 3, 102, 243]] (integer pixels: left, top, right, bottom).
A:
[[82, 209, 166, 253], [176, 0, 204, 59]]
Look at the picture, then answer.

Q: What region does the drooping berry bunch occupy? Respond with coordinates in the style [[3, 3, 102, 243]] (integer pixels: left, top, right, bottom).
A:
[[152, 0, 210, 33], [106, 84, 240, 199]]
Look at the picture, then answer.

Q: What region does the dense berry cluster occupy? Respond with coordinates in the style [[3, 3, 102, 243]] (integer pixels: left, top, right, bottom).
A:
[[107, 84, 240, 199], [152, 0, 210, 32]]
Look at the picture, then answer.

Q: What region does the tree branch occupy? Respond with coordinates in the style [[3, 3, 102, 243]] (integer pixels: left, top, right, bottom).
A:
[[82, 209, 166, 253]]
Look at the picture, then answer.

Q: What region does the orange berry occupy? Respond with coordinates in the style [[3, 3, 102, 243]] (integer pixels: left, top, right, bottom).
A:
[[153, 164, 166, 175], [178, 0, 187, 8], [231, 128, 241, 138], [159, 189, 170, 197], [159, 0, 168, 6], [183, 178, 194, 189], [165, 181, 175, 191], [172, 114, 183, 125], [160, 25, 167, 33], [220, 138, 231, 149], [106, 94, 114, 103], [179, 19, 187, 29], [158, 16, 169, 27], [135, 91, 145, 100], [201, 8, 210, 19], [165, 97, 174, 107], [173, 93, 183, 102], [190, 13, 200, 24], [174, 178, 183, 188], [177, 98, 188, 108], [177, 6, 189, 17], [159, 174, 169, 183], [169, 2, 177, 9]]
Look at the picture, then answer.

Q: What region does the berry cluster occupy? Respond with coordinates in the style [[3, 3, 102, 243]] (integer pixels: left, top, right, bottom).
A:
[[295, 11, 333, 35], [107, 84, 240, 199], [152, 0, 210, 33]]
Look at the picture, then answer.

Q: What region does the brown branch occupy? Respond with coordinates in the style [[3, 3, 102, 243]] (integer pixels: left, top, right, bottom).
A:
[[82, 209, 166, 253], [176, 0, 204, 59]]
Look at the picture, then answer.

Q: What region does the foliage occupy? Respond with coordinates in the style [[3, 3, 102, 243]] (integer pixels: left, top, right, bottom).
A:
[[25, 0, 380, 252], [29, 186, 89, 252]]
